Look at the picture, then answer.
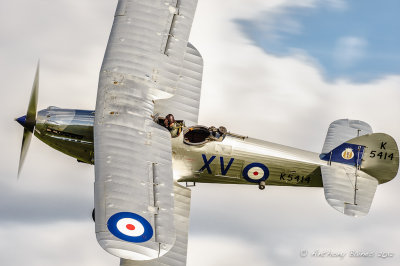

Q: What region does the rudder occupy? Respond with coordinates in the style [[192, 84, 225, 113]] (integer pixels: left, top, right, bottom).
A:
[[348, 133, 399, 184]]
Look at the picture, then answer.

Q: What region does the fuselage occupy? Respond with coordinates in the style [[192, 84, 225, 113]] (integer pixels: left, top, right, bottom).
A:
[[32, 107, 325, 188]]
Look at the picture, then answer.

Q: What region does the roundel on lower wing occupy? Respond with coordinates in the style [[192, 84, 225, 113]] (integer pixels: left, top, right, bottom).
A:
[[107, 212, 153, 243], [242, 163, 270, 183]]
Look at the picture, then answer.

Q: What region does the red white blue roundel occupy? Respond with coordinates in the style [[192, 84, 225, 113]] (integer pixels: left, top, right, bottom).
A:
[[243, 163, 270, 183], [107, 212, 153, 243]]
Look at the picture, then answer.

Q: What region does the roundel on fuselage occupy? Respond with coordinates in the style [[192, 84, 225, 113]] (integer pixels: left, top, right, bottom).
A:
[[242, 162, 270, 183]]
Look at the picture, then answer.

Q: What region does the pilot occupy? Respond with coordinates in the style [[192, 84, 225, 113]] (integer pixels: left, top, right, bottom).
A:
[[163, 114, 183, 138], [209, 126, 220, 140], [209, 126, 227, 141]]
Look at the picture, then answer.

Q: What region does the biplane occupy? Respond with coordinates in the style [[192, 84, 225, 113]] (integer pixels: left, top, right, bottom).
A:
[[15, 0, 399, 265]]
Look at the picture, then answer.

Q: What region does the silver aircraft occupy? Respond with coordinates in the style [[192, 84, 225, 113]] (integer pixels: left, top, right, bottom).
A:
[[16, 0, 399, 265]]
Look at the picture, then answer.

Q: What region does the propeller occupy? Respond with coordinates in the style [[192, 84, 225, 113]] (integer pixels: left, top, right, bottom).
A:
[[16, 62, 40, 177]]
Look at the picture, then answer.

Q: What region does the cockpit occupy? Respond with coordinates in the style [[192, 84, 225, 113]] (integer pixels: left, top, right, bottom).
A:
[[183, 125, 227, 146], [155, 113, 228, 146]]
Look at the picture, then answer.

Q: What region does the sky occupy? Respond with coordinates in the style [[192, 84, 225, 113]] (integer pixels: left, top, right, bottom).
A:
[[236, 0, 400, 82], [1, 0, 400, 265]]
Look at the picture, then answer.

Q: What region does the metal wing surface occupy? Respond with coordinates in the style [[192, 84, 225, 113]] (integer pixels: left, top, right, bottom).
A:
[[120, 183, 192, 266], [94, 0, 198, 261], [322, 119, 372, 155], [321, 165, 378, 216], [154, 42, 203, 127]]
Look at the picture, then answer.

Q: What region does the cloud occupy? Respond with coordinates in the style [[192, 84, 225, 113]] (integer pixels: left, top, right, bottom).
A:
[[187, 224, 400, 266], [324, 0, 348, 10], [0, 177, 93, 223], [0, 221, 118, 266], [187, 235, 272, 266], [234, 0, 399, 82], [334, 36, 368, 68]]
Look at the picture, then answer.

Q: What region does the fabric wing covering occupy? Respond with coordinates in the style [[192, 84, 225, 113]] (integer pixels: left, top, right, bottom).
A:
[[94, 0, 198, 262], [120, 183, 192, 266], [321, 119, 372, 155], [154, 42, 203, 127], [321, 164, 378, 217]]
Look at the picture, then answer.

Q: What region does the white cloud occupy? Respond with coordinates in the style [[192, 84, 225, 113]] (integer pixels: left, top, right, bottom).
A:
[[334, 36, 368, 68], [324, 0, 348, 10], [0, 221, 118, 266], [187, 235, 271, 266]]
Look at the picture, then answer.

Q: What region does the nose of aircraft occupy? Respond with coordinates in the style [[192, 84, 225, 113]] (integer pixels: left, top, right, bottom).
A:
[[15, 114, 36, 133], [16, 115, 27, 128]]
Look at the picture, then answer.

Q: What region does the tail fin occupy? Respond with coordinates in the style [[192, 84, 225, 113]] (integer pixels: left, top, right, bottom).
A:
[[320, 119, 399, 216], [347, 133, 399, 184]]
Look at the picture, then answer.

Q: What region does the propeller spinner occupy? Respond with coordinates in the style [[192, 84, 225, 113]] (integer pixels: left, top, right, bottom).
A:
[[16, 62, 39, 177]]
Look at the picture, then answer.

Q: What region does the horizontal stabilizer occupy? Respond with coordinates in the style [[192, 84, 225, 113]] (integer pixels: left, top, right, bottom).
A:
[[321, 165, 378, 217], [322, 119, 372, 155]]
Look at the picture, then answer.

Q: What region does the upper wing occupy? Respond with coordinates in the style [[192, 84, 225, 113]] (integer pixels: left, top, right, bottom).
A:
[[154, 42, 203, 127], [94, 0, 198, 261]]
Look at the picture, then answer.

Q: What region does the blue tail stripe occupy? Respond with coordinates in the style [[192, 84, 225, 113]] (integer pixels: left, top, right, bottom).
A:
[[321, 143, 365, 166]]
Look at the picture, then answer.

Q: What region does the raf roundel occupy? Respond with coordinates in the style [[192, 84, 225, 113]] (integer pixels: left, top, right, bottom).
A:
[[243, 162, 270, 183], [107, 212, 153, 243]]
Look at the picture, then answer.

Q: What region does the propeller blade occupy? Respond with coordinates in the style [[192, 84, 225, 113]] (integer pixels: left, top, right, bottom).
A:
[[18, 128, 32, 177], [17, 61, 40, 176], [26, 62, 39, 131]]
